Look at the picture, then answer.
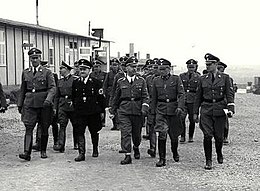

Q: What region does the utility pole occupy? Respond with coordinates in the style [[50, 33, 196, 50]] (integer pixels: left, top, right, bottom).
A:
[[88, 21, 91, 36], [36, 0, 39, 25]]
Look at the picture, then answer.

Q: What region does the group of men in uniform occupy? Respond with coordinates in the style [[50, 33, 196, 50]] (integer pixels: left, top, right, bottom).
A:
[[17, 47, 235, 170]]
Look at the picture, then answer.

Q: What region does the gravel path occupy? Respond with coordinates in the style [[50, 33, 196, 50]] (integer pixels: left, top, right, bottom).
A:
[[0, 93, 259, 191]]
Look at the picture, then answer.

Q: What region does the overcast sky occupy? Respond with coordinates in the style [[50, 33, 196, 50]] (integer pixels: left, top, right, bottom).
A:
[[0, 0, 260, 67]]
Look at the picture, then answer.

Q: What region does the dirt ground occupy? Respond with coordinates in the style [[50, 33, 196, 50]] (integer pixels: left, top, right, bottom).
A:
[[0, 93, 260, 191]]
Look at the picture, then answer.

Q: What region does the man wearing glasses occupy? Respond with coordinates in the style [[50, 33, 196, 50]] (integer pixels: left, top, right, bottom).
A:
[[72, 59, 105, 162], [179, 59, 201, 143], [193, 53, 235, 170]]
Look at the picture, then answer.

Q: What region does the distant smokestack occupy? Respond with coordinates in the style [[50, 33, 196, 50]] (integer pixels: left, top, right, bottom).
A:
[[129, 43, 134, 56], [36, 0, 39, 25], [88, 21, 91, 36], [117, 52, 120, 58]]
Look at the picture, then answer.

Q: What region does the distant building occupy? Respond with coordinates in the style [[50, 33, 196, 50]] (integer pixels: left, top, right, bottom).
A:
[[0, 18, 112, 85]]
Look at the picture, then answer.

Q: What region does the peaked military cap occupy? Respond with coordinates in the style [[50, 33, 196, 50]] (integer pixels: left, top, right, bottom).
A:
[[204, 53, 220, 63], [110, 58, 120, 64], [28, 48, 42, 57], [218, 61, 227, 68], [92, 60, 103, 66], [60, 61, 73, 70], [158, 58, 171, 67], [153, 58, 159, 65], [186, 59, 198, 65], [78, 59, 93, 69], [40, 60, 48, 66], [126, 56, 138, 66], [74, 61, 79, 67], [119, 56, 129, 63]]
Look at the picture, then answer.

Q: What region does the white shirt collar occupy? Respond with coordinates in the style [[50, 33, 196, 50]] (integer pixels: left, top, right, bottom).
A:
[[82, 75, 90, 84], [126, 75, 136, 83]]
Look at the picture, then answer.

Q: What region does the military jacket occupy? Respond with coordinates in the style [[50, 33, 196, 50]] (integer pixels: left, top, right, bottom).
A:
[[111, 76, 149, 115], [17, 66, 56, 108], [179, 72, 200, 104], [103, 70, 118, 97], [90, 71, 107, 85], [193, 71, 235, 116], [72, 76, 105, 115], [108, 71, 126, 107], [151, 74, 185, 115], [0, 83, 7, 108], [55, 74, 75, 112]]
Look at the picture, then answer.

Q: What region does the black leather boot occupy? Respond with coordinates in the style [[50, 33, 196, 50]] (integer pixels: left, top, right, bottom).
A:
[[215, 140, 223, 164], [40, 135, 49, 159], [91, 133, 99, 157], [75, 135, 85, 162], [171, 140, 179, 162], [19, 134, 32, 161], [204, 139, 212, 170], [133, 146, 140, 159], [120, 155, 132, 165], [156, 139, 166, 167], [147, 149, 156, 158], [32, 128, 41, 151], [188, 122, 195, 143]]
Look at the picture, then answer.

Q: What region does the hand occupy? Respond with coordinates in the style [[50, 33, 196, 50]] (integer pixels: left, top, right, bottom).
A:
[[43, 100, 52, 107], [109, 114, 115, 119], [100, 113, 105, 120], [0, 107, 6, 113], [175, 108, 182, 116], [53, 109, 57, 116], [227, 111, 233, 118], [193, 114, 199, 123], [142, 110, 148, 116], [18, 106, 22, 114]]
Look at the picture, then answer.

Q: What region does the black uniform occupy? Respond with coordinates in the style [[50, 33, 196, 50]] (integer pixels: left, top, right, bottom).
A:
[[72, 76, 105, 160], [0, 82, 7, 113]]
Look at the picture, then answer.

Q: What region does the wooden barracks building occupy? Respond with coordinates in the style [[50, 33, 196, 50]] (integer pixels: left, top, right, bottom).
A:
[[0, 18, 111, 86]]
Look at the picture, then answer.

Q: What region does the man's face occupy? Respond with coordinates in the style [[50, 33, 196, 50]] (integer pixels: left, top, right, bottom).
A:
[[187, 64, 197, 73], [93, 65, 101, 72], [30, 55, 41, 67], [153, 64, 160, 75], [59, 67, 68, 77], [79, 67, 91, 78], [111, 63, 119, 72], [206, 62, 217, 73], [159, 66, 170, 77], [217, 65, 225, 73], [126, 64, 137, 76]]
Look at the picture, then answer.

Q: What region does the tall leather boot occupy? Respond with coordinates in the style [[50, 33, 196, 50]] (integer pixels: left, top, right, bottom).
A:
[[40, 135, 49, 159], [156, 139, 166, 167], [188, 122, 195, 142], [32, 127, 41, 151], [204, 139, 212, 170], [19, 134, 32, 161], [215, 140, 223, 164], [171, 140, 179, 162], [133, 145, 140, 159], [91, 133, 99, 157], [180, 120, 186, 143], [147, 129, 156, 158], [73, 129, 78, 150], [75, 135, 85, 162], [54, 125, 65, 152], [52, 121, 59, 147]]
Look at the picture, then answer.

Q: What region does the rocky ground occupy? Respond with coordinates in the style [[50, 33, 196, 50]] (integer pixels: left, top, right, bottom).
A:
[[0, 93, 259, 191]]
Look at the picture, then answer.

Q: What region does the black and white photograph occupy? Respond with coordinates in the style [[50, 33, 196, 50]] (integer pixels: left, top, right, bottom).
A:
[[0, 0, 260, 190]]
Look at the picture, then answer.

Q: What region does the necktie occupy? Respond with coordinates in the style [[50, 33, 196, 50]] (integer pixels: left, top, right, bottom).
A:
[[130, 77, 133, 85], [189, 73, 192, 80], [212, 73, 215, 83], [33, 67, 37, 76]]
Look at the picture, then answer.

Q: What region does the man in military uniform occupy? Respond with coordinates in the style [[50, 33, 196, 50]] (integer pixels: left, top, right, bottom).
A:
[[53, 61, 79, 152], [103, 58, 120, 130], [217, 61, 235, 145], [72, 59, 105, 162], [179, 59, 201, 143], [18, 48, 56, 161], [0, 82, 7, 113], [146, 59, 160, 157], [110, 56, 149, 165], [32, 60, 59, 151], [193, 53, 235, 170], [90, 60, 107, 127], [151, 58, 185, 167]]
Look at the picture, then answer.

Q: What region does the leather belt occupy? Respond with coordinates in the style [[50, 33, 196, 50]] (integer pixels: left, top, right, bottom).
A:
[[186, 89, 196, 93], [120, 97, 141, 101], [158, 98, 177, 103], [60, 95, 71, 99], [26, 88, 47, 93], [203, 98, 224, 103]]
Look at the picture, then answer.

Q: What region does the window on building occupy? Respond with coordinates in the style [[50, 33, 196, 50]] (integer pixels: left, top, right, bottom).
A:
[[0, 29, 6, 65], [49, 35, 54, 65]]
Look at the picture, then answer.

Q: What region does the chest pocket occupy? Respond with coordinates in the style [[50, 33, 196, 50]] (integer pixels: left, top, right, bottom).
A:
[[37, 75, 47, 88], [121, 85, 130, 97], [133, 84, 143, 97]]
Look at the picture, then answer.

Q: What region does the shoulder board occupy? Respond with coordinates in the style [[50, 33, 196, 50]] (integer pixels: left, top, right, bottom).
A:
[[118, 77, 126, 82]]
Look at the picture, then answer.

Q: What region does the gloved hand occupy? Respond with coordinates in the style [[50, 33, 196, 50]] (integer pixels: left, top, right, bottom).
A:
[[100, 113, 105, 121], [141, 104, 149, 116], [193, 114, 199, 123], [227, 111, 233, 118], [0, 107, 6, 113], [43, 100, 52, 107], [18, 106, 22, 114], [109, 114, 115, 119], [175, 108, 183, 116]]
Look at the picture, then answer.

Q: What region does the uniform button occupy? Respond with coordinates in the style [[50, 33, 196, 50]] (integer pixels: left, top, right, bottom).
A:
[[166, 99, 170, 102]]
